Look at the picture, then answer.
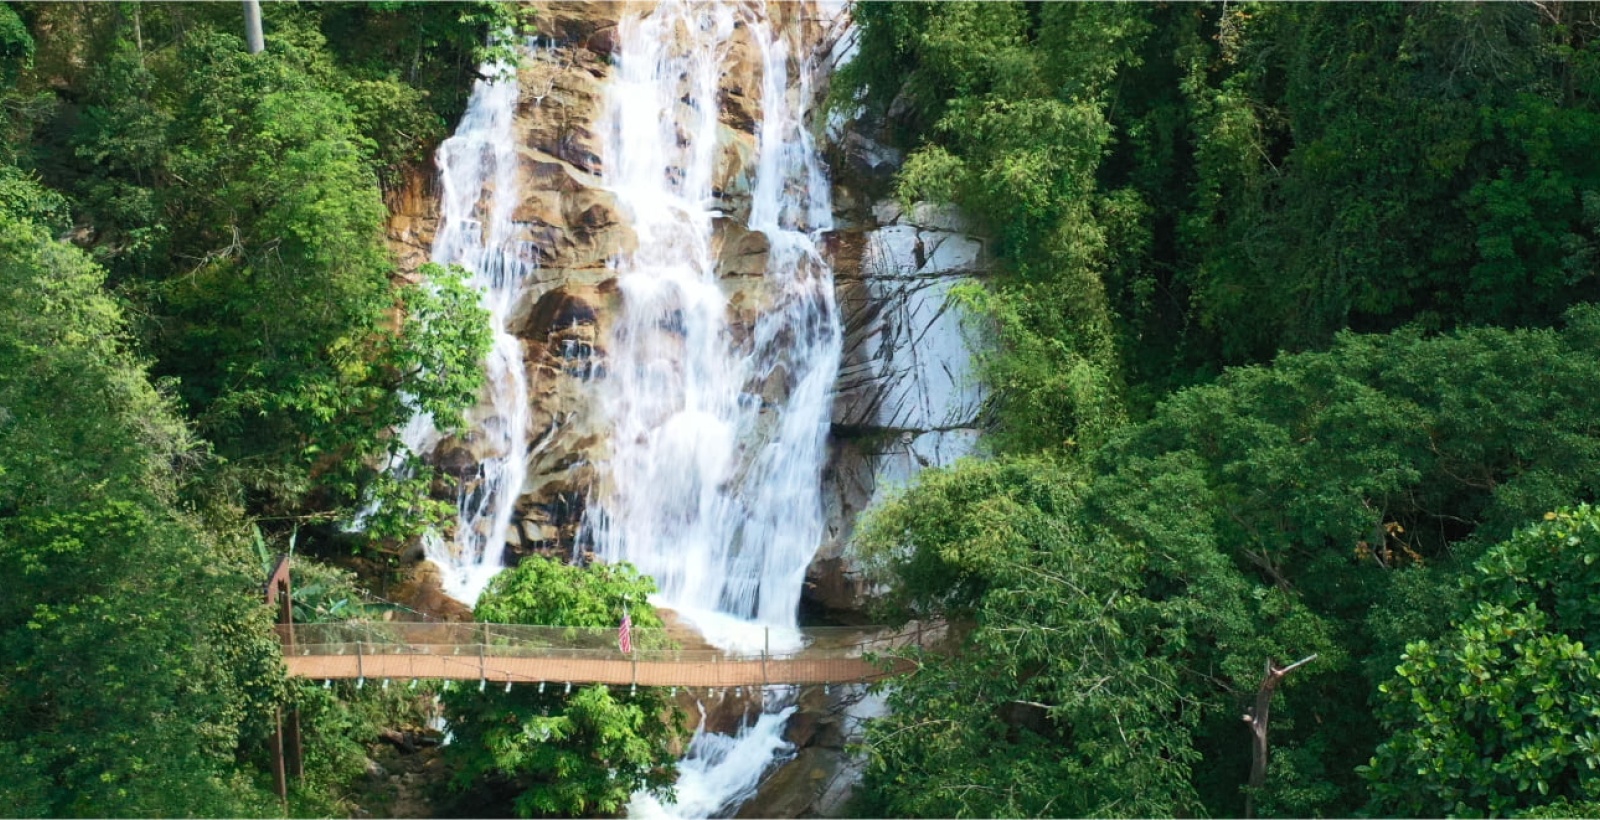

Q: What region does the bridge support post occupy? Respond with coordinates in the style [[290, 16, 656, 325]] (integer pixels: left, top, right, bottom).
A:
[[264, 555, 299, 804], [285, 706, 303, 780], [270, 706, 287, 806], [762, 627, 769, 689]]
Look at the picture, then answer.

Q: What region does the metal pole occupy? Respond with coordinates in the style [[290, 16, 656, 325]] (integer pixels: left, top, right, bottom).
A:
[[356, 640, 363, 681], [241, 0, 264, 54], [762, 627, 769, 688], [479, 622, 488, 684]]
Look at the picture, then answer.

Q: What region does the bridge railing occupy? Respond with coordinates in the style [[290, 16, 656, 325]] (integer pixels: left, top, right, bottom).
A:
[[275, 621, 935, 664]]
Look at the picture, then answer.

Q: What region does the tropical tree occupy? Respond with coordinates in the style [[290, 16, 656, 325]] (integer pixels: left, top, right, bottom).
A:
[[853, 457, 1332, 818], [442, 557, 685, 818], [0, 176, 283, 816], [1365, 506, 1600, 817]]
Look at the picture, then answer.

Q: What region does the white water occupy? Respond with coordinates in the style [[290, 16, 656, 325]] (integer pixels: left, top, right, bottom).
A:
[[579, 2, 843, 816], [385, 6, 845, 815], [629, 699, 800, 820], [413, 53, 535, 606], [585, 0, 841, 654]]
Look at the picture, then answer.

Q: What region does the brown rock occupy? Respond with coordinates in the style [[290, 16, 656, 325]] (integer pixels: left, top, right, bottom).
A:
[[387, 561, 474, 622], [586, 25, 618, 59], [783, 711, 820, 748]]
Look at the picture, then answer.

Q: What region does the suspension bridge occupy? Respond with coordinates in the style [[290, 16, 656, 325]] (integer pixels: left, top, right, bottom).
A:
[[260, 557, 930, 802], [266, 557, 930, 690], [276, 620, 929, 688]]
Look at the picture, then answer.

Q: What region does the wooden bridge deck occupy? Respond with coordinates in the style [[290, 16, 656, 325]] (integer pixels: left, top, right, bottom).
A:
[[278, 622, 932, 687], [283, 651, 909, 686]]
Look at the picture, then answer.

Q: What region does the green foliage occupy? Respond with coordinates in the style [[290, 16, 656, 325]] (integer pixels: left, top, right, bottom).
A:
[[0, 2, 30, 83], [0, 4, 507, 813], [1096, 308, 1600, 605], [0, 185, 283, 817], [1087, 312, 1600, 813], [311, 2, 534, 182], [1366, 506, 1600, 817], [849, 1, 1600, 432], [278, 676, 439, 817], [474, 555, 665, 631], [849, 2, 1154, 452], [18, 10, 493, 541], [443, 557, 684, 818], [853, 310, 1600, 817], [855, 457, 1331, 818]]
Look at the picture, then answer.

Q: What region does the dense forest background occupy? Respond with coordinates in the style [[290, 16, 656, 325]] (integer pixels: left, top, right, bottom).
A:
[[841, 3, 1600, 818], [6, 1, 1600, 817], [0, 3, 506, 814]]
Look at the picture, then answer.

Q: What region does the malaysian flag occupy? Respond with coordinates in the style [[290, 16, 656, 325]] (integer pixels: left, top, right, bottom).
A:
[[618, 606, 633, 655]]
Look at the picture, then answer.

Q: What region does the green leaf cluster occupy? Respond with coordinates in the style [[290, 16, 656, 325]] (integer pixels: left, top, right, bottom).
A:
[[0, 3, 507, 812], [0, 176, 284, 816], [853, 310, 1600, 817], [1366, 506, 1600, 816], [0, 3, 495, 547], [847, 2, 1600, 429]]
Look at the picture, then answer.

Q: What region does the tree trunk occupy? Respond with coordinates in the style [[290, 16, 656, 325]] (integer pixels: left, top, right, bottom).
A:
[[1242, 654, 1317, 819]]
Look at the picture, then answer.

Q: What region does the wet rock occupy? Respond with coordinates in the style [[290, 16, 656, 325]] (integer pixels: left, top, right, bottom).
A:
[[378, 2, 990, 636], [734, 747, 846, 819], [784, 710, 820, 748], [388, 561, 474, 622], [586, 25, 618, 59], [715, 223, 772, 277], [535, 1, 625, 45], [808, 194, 992, 613]]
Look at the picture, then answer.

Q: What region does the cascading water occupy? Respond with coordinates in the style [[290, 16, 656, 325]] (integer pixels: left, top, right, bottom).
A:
[[387, 6, 846, 814], [580, 2, 844, 815], [413, 54, 535, 606], [630, 699, 800, 820], [584, 0, 841, 655]]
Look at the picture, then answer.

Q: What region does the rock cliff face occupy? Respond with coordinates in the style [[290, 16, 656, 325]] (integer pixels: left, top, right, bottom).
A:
[[383, 1, 989, 615], [810, 193, 989, 612]]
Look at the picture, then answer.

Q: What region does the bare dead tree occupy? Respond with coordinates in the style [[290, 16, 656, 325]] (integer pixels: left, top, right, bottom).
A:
[[1242, 653, 1318, 819]]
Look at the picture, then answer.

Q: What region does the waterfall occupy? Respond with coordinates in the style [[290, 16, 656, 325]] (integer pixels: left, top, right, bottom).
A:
[[413, 53, 535, 606], [630, 700, 800, 820], [392, 5, 844, 814], [581, 3, 843, 816], [584, 0, 841, 656]]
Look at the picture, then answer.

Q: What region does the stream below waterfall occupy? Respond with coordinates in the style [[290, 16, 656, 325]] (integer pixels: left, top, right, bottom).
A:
[[401, 2, 853, 817]]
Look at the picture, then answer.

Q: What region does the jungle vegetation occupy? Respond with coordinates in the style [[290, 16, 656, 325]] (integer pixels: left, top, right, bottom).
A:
[[8, 0, 1600, 817], [842, 2, 1600, 817], [0, 2, 507, 814]]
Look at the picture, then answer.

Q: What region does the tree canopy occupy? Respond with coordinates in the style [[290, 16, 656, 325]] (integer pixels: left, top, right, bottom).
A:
[[0, 2, 507, 813], [844, 4, 1600, 815], [443, 557, 685, 818]]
